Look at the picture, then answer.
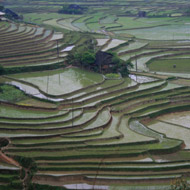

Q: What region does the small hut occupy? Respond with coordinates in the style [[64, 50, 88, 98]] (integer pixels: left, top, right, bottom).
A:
[[138, 11, 146, 17], [5, 9, 20, 19], [95, 51, 116, 73]]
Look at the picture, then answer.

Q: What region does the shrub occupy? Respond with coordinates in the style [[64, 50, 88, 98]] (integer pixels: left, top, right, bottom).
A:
[[105, 73, 120, 79], [10, 180, 23, 189], [0, 5, 4, 11], [107, 51, 133, 76], [170, 177, 190, 190], [0, 65, 4, 75], [58, 4, 87, 15], [0, 85, 27, 103], [14, 156, 37, 172], [0, 138, 9, 148], [67, 50, 96, 68]]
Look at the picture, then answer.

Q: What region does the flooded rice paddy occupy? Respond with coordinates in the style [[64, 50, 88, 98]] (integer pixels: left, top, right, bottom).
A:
[[10, 68, 103, 95]]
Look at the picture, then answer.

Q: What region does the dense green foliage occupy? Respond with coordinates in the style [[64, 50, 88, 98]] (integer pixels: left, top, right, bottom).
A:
[[14, 156, 37, 189], [29, 184, 67, 190], [81, 51, 96, 66], [15, 156, 37, 171], [68, 50, 95, 68], [0, 138, 9, 148], [0, 5, 4, 11], [184, 7, 190, 16], [0, 65, 4, 75], [109, 52, 133, 76], [67, 49, 132, 75], [0, 85, 26, 102], [58, 4, 86, 15]]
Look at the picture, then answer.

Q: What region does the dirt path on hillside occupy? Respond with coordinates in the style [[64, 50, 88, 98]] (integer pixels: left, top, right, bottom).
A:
[[0, 151, 20, 168]]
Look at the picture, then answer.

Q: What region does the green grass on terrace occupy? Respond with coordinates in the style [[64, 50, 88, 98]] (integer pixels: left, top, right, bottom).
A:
[[148, 58, 190, 73], [23, 13, 79, 25]]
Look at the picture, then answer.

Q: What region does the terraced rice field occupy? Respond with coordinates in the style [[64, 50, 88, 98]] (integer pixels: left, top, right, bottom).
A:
[[10, 68, 103, 95], [2, 0, 190, 189], [148, 58, 190, 73], [0, 22, 67, 68], [1, 63, 190, 189], [102, 39, 126, 51], [4, 0, 190, 78], [120, 24, 190, 40]]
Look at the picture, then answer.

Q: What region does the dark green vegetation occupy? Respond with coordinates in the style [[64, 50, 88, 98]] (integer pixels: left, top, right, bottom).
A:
[[67, 50, 96, 68], [0, 84, 26, 102], [58, 4, 87, 15], [105, 73, 120, 79], [170, 177, 190, 190], [29, 184, 67, 190], [68, 50, 132, 74], [1, 0, 190, 190]]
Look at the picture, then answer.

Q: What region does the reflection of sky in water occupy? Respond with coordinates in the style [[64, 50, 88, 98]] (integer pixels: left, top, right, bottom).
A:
[[6, 81, 63, 101], [131, 53, 174, 71], [14, 68, 102, 95], [160, 111, 190, 129], [129, 74, 157, 83], [43, 30, 51, 38], [61, 45, 75, 52], [156, 71, 190, 78], [116, 24, 190, 40], [64, 183, 108, 190]]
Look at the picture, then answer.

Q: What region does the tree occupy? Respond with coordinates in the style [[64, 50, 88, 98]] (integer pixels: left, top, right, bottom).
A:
[[110, 52, 133, 76], [67, 50, 95, 68], [0, 5, 4, 11], [184, 7, 190, 16], [67, 52, 81, 65], [0, 65, 4, 75], [58, 4, 85, 15], [81, 51, 96, 67]]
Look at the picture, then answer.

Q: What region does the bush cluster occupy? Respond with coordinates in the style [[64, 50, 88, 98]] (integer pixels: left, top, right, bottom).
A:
[[0, 85, 27, 103], [105, 73, 120, 79]]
